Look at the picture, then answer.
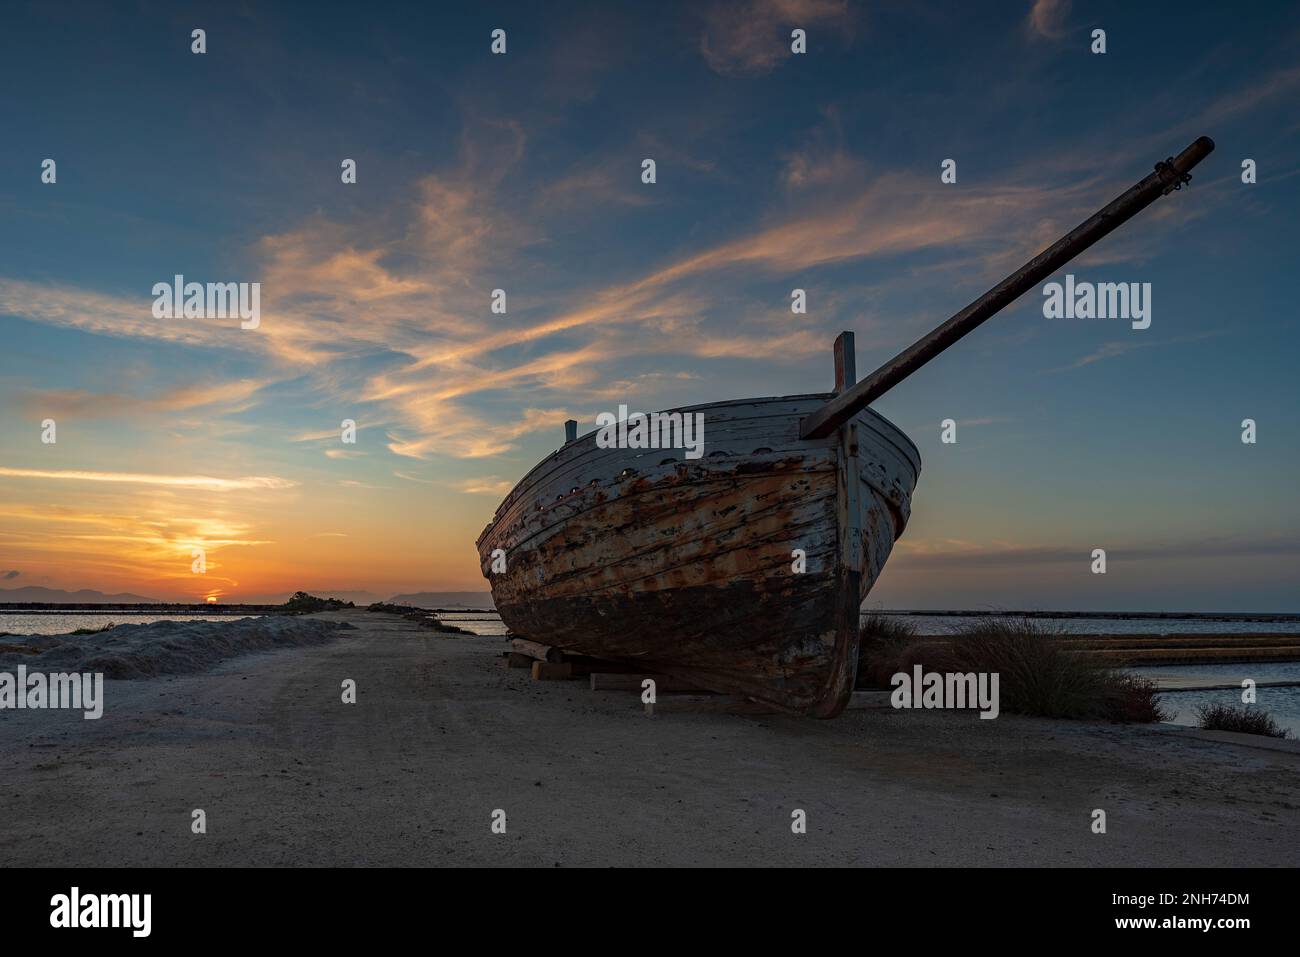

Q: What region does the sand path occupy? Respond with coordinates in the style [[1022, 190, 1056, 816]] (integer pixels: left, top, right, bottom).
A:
[[2, 609, 1296, 866]]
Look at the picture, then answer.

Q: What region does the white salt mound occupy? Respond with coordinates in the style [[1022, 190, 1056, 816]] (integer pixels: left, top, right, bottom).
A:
[[0, 616, 354, 679]]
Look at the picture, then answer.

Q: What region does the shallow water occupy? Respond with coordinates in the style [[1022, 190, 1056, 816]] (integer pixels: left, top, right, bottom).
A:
[[876, 614, 1300, 636], [436, 612, 508, 637], [1130, 661, 1300, 737], [0, 613, 260, 636]]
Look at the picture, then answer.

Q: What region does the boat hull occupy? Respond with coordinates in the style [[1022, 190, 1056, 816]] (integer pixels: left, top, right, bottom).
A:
[[476, 395, 920, 716]]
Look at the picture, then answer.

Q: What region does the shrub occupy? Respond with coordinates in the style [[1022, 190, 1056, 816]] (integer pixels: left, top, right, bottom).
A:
[[1196, 703, 1291, 738], [282, 592, 354, 614], [943, 618, 1167, 722], [860, 615, 1168, 723], [856, 613, 919, 688], [367, 601, 420, 615]]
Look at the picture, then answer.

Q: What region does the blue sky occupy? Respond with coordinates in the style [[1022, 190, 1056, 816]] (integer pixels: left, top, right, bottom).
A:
[[1, 0, 1297, 608]]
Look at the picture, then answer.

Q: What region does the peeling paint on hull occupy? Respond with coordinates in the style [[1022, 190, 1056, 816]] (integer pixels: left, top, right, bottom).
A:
[[477, 394, 920, 717]]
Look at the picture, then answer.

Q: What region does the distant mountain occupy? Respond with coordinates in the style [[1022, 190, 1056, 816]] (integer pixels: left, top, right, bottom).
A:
[[388, 591, 495, 610], [0, 585, 161, 604]]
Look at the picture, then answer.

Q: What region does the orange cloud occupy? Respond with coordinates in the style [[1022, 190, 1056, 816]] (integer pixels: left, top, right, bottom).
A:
[[0, 467, 297, 492], [456, 477, 517, 496]]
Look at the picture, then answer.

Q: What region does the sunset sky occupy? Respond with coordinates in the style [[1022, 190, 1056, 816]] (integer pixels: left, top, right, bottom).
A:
[[1, 0, 1297, 609]]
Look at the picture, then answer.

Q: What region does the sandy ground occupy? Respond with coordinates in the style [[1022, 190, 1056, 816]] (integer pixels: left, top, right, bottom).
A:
[[2, 609, 1297, 867]]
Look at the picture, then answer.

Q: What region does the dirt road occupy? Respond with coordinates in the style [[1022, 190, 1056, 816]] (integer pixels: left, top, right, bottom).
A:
[[2, 610, 1296, 866]]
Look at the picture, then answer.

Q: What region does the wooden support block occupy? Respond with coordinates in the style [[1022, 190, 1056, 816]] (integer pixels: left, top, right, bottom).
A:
[[505, 652, 535, 669], [531, 661, 574, 681], [512, 637, 564, 663]]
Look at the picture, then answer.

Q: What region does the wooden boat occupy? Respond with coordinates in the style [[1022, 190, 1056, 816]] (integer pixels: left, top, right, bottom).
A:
[[477, 137, 1215, 716]]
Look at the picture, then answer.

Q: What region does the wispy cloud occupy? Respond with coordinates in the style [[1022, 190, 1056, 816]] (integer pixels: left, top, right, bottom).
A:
[[1046, 331, 1222, 373], [290, 423, 381, 443], [393, 471, 438, 485], [537, 167, 658, 214], [385, 407, 571, 459], [22, 379, 270, 419], [700, 0, 851, 76], [0, 467, 297, 492], [456, 477, 517, 496], [0, 278, 251, 350]]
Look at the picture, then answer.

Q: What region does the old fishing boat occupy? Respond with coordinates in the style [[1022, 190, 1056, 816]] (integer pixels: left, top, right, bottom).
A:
[[478, 137, 1215, 716]]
